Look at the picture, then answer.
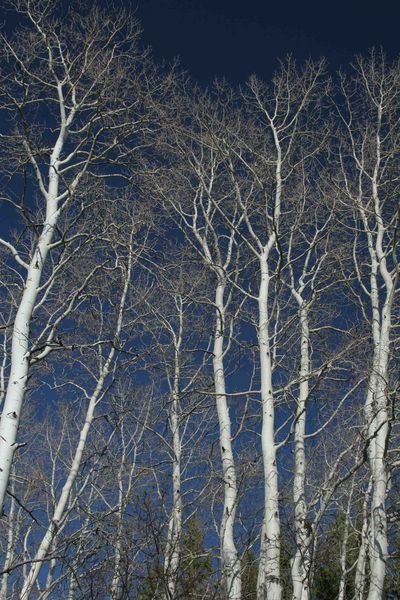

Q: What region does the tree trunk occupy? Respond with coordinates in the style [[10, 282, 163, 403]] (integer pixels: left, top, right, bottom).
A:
[[164, 333, 183, 599], [110, 465, 126, 599], [355, 480, 372, 600], [338, 474, 356, 600], [364, 207, 394, 600], [291, 303, 311, 600], [257, 253, 281, 600], [0, 474, 16, 600], [0, 167, 61, 515], [214, 280, 241, 600]]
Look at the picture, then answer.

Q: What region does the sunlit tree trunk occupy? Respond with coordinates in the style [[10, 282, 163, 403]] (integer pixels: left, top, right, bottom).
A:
[[355, 480, 372, 600], [214, 278, 242, 600], [164, 303, 183, 600], [161, 120, 243, 597], [291, 304, 311, 600], [41, 539, 57, 600], [0, 473, 16, 600], [110, 448, 127, 600], [356, 133, 395, 600], [257, 253, 281, 600], [337, 55, 399, 599], [0, 139, 64, 514], [0, 1, 149, 520]]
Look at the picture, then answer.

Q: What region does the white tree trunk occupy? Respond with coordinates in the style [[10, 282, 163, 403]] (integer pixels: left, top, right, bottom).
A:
[[257, 254, 281, 600], [355, 480, 371, 600], [366, 336, 390, 600], [20, 353, 116, 599], [291, 303, 311, 600], [0, 148, 62, 514], [110, 462, 126, 600], [346, 90, 398, 600], [41, 540, 57, 600], [164, 334, 183, 599], [362, 198, 394, 600], [0, 474, 16, 600], [214, 280, 241, 600], [366, 287, 392, 600]]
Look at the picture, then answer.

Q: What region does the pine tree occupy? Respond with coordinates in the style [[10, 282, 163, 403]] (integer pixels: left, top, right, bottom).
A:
[[312, 511, 360, 600], [137, 514, 212, 599], [242, 549, 257, 600], [137, 561, 164, 600], [178, 515, 212, 598]]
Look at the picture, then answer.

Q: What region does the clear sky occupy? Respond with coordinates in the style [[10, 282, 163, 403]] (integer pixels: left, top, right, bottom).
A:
[[136, 0, 400, 82]]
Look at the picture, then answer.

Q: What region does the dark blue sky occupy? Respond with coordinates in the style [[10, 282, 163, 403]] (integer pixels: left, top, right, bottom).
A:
[[136, 0, 400, 82]]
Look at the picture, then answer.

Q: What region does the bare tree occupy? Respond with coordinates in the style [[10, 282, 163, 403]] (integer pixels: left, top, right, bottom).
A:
[[335, 51, 400, 600], [0, 0, 158, 514], [156, 90, 246, 598], [215, 58, 327, 600], [1, 193, 153, 597]]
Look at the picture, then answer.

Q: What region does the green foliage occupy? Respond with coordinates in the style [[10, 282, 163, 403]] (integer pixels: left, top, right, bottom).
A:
[[178, 514, 213, 598], [312, 511, 360, 600], [137, 514, 212, 599], [241, 549, 258, 600], [137, 561, 164, 600]]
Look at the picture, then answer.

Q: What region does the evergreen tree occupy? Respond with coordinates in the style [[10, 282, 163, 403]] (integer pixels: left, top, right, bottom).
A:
[[178, 515, 213, 598], [137, 514, 212, 599], [242, 549, 258, 600], [312, 511, 360, 600], [137, 561, 164, 600]]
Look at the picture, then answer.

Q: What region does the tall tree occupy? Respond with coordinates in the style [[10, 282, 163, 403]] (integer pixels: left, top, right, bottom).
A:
[[220, 58, 327, 600], [0, 0, 159, 515], [335, 51, 400, 600], [156, 89, 245, 599]]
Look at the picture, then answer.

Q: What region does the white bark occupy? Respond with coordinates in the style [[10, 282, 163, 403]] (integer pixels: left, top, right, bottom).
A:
[[214, 280, 241, 600], [0, 4, 144, 520], [41, 540, 57, 600], [255, 108, 284, 600], [257, 253, 281, 600], [291, 303, 311, 600], [355, 480, 372, 600], [110, 449, 127, 600], [365, 150, 392, 600], [366, 300, 391, 600], [165, 137, 242, 597], [338, 62, 399, 598], [356, 134, 395, 600], [21, 354, 114, 598], [0, 143, 63, 514], [163, 304, 183, 600], [0, 474, 16, 600]]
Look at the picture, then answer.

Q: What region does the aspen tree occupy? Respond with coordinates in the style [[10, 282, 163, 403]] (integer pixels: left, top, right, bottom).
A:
[[0, 0, 155, 515]]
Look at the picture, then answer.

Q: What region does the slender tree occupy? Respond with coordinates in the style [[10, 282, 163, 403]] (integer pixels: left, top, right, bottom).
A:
[[335, 51, 400, 600], [0, 0, 158, 515]]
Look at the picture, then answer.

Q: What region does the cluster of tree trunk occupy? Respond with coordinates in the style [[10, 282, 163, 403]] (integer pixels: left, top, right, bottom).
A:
[[0, 2, 398, 599]]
